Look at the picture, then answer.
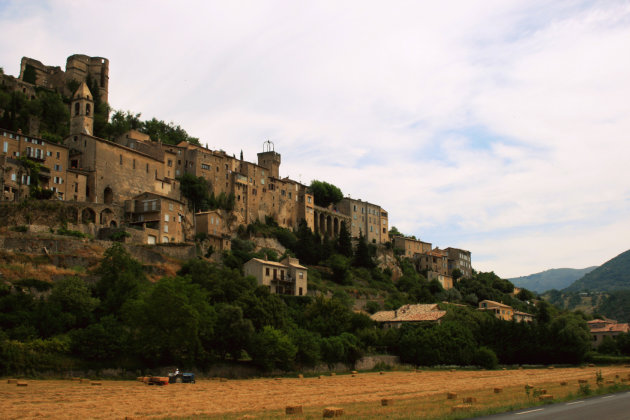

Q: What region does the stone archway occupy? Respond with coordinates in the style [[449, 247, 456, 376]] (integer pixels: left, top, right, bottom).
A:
[[110, 220, 117, 227], [100, 208, 115, 226], [103, 187, 113, 205], [81, 207, 96, 224]]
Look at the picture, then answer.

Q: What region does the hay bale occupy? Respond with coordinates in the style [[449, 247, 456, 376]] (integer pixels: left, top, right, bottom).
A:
[[450, 368, 456, 372], [606, 380, 614, 384], [560, 381, 568, 386], [91, 382, 102, 386], [298, 374, 304, 379], [323, 407, 344, 417], [578, 379, 588, 384], [7, 379, 18, 384], [381, 398, 394, 406], [446, 392, 457, 400], [351, 371, 358, 374], [502, 367, 506, 370], [219, 378, 229, 382], [285, 405, 303, 415], [493, 388, 502, 394], [451, 405, 471, 413], [330, 372, 336, 376], [548, 366, 554, 369], [615, 374, 620, 378], [318, 375, 323, 379], [351, 374, 356, 377], [379, 371, 385, 375], [16, 381, 28, 387], [518, 366, 523, 370], [539, 389, 547, 394], [621, 378, 628, 383], [462, 397, 477, 404], [539, 395, 554, 401], [275, 378, 282, 381], [588, 363, 595, 367]]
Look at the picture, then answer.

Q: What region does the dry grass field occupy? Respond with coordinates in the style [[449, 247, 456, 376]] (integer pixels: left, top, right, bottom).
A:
[[1, 366, 629, 419]]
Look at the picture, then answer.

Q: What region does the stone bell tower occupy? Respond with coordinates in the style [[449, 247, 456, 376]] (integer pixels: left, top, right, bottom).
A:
[[70, 82, 94, 136], [257, 140, 281, 178]]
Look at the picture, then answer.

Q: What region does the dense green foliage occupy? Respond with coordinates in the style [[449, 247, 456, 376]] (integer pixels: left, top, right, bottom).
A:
[[103, 109, 200, 145], [309, 180, 343, 208], [565, 249, 630, 292], [178, 173, 235, 212], [0, 221, 607, 375]]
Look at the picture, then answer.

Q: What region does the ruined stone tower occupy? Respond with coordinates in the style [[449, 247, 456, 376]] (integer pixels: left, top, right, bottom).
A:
[[257, 140, 281, 178], [70, 82, 94, 136]]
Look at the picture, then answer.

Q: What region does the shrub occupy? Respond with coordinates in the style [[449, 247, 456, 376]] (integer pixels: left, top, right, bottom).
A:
[[10, 225, 28, 233], [474, 346, 499, 369]]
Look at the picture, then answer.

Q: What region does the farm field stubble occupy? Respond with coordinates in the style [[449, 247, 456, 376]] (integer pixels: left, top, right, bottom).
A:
[[1, 366, 629, 419]]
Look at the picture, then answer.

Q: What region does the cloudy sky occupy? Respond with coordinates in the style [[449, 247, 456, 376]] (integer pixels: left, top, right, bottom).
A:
[[1, 1, 629, 278]]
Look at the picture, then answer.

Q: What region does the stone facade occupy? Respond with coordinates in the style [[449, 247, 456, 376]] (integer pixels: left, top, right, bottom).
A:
[[445, 247, 472, 279], [393, 236, 432, 258], [124, 192, 188, 244], [337, 197, 388, 244], [243, 256, 308, 296]]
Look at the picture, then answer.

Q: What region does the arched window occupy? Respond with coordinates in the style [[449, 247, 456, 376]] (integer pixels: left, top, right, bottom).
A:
[[74, 102, 80, 116], [86, 103, 91, 116]]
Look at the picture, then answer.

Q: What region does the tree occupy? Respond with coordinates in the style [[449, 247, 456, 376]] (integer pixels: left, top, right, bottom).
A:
[[327, 254, 351, 285], [178, 173, 211, 211], [388, 226, 402, 237], [249, 326, 297, 371], [336, 221, 353, 258], [95, 243, 147, 316], [353, 233, 374, 268], [309, 180, 343, 208]]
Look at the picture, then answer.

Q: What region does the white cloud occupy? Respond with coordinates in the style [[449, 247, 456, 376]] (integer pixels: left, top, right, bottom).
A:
[[1, 0, 629, 279]]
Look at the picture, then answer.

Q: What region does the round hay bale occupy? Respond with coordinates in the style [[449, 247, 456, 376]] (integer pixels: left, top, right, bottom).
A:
[[351, 371, 358, 374], [494, 388, 502, 394], [381, 398, 394, 406], [462, 397, 476, 404], [298, 374, 304, 379], [7, 379, 18, 384], [446, 392, 457, 400], [16, 381, 28, 387]]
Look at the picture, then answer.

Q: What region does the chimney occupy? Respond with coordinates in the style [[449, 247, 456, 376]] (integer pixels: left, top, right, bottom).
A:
[[264, 254, 268, 261]]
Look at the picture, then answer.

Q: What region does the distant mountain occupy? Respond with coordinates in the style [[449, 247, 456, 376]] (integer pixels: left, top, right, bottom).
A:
[[510, 267, 597, 293], [564, 249, 630, 292]]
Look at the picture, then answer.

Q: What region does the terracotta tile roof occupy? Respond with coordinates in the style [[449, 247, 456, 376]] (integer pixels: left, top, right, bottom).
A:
[[370, 304, 445, 323], [479, 300, 512, 309], [590, 322, 629, 334], [513, 311, 534, 317], [248, 258, 288, 268]]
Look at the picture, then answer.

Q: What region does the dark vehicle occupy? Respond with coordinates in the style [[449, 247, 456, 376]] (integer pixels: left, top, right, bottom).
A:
[[168, 372, 195, 384]]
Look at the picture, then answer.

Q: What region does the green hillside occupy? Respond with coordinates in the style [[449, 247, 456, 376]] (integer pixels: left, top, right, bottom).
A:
[[564, 249, 630, 292], [510, 267, 597, 293]]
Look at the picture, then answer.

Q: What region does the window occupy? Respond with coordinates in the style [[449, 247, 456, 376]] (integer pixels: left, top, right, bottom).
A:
[[86, 104, 91, 116], [144, 201, 149, 212], [74, 102, 80, 116], [2, 141, 7, 153], [54, 164, 62, 171], [47, 151, 52, 157], [201, 163, 210, 170], [273, 269, 277, 279], [265, 267, 270, 276], [164, 224, 169, 233], [57, 152, 60, 158], [152, 201, 157, 211], [169, 203, 174, 211], [165, 214, 170, 222], [299, 287, 303, 296], [299, 272, 303, 279]]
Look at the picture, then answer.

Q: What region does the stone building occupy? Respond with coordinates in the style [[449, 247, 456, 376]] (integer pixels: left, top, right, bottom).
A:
[[125, 192, 188, 244], [0, 128, 75, 201], [393, 236, 432, 258], [243, 256, 308, 296], [445, 247, 472, 279], [337, 197, 389, 244], [588, 318, 630, 348], [195, 210, 231, 251], [17, 55, 109, 102], [478, 300, 532, 323], [371, 304, 446, 328]]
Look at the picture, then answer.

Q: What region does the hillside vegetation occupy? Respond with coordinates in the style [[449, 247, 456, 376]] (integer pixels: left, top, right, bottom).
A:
[[564, 249, 630, 292], [510, 267, 597, 293]]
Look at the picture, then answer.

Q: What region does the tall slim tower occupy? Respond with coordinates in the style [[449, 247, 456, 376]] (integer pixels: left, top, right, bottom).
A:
[[257, 140, 281, 178], [70, 82, 94, 136]]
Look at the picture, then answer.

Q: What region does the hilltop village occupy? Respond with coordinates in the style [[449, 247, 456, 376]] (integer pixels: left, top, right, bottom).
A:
[[0, 54, 472, 295]]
